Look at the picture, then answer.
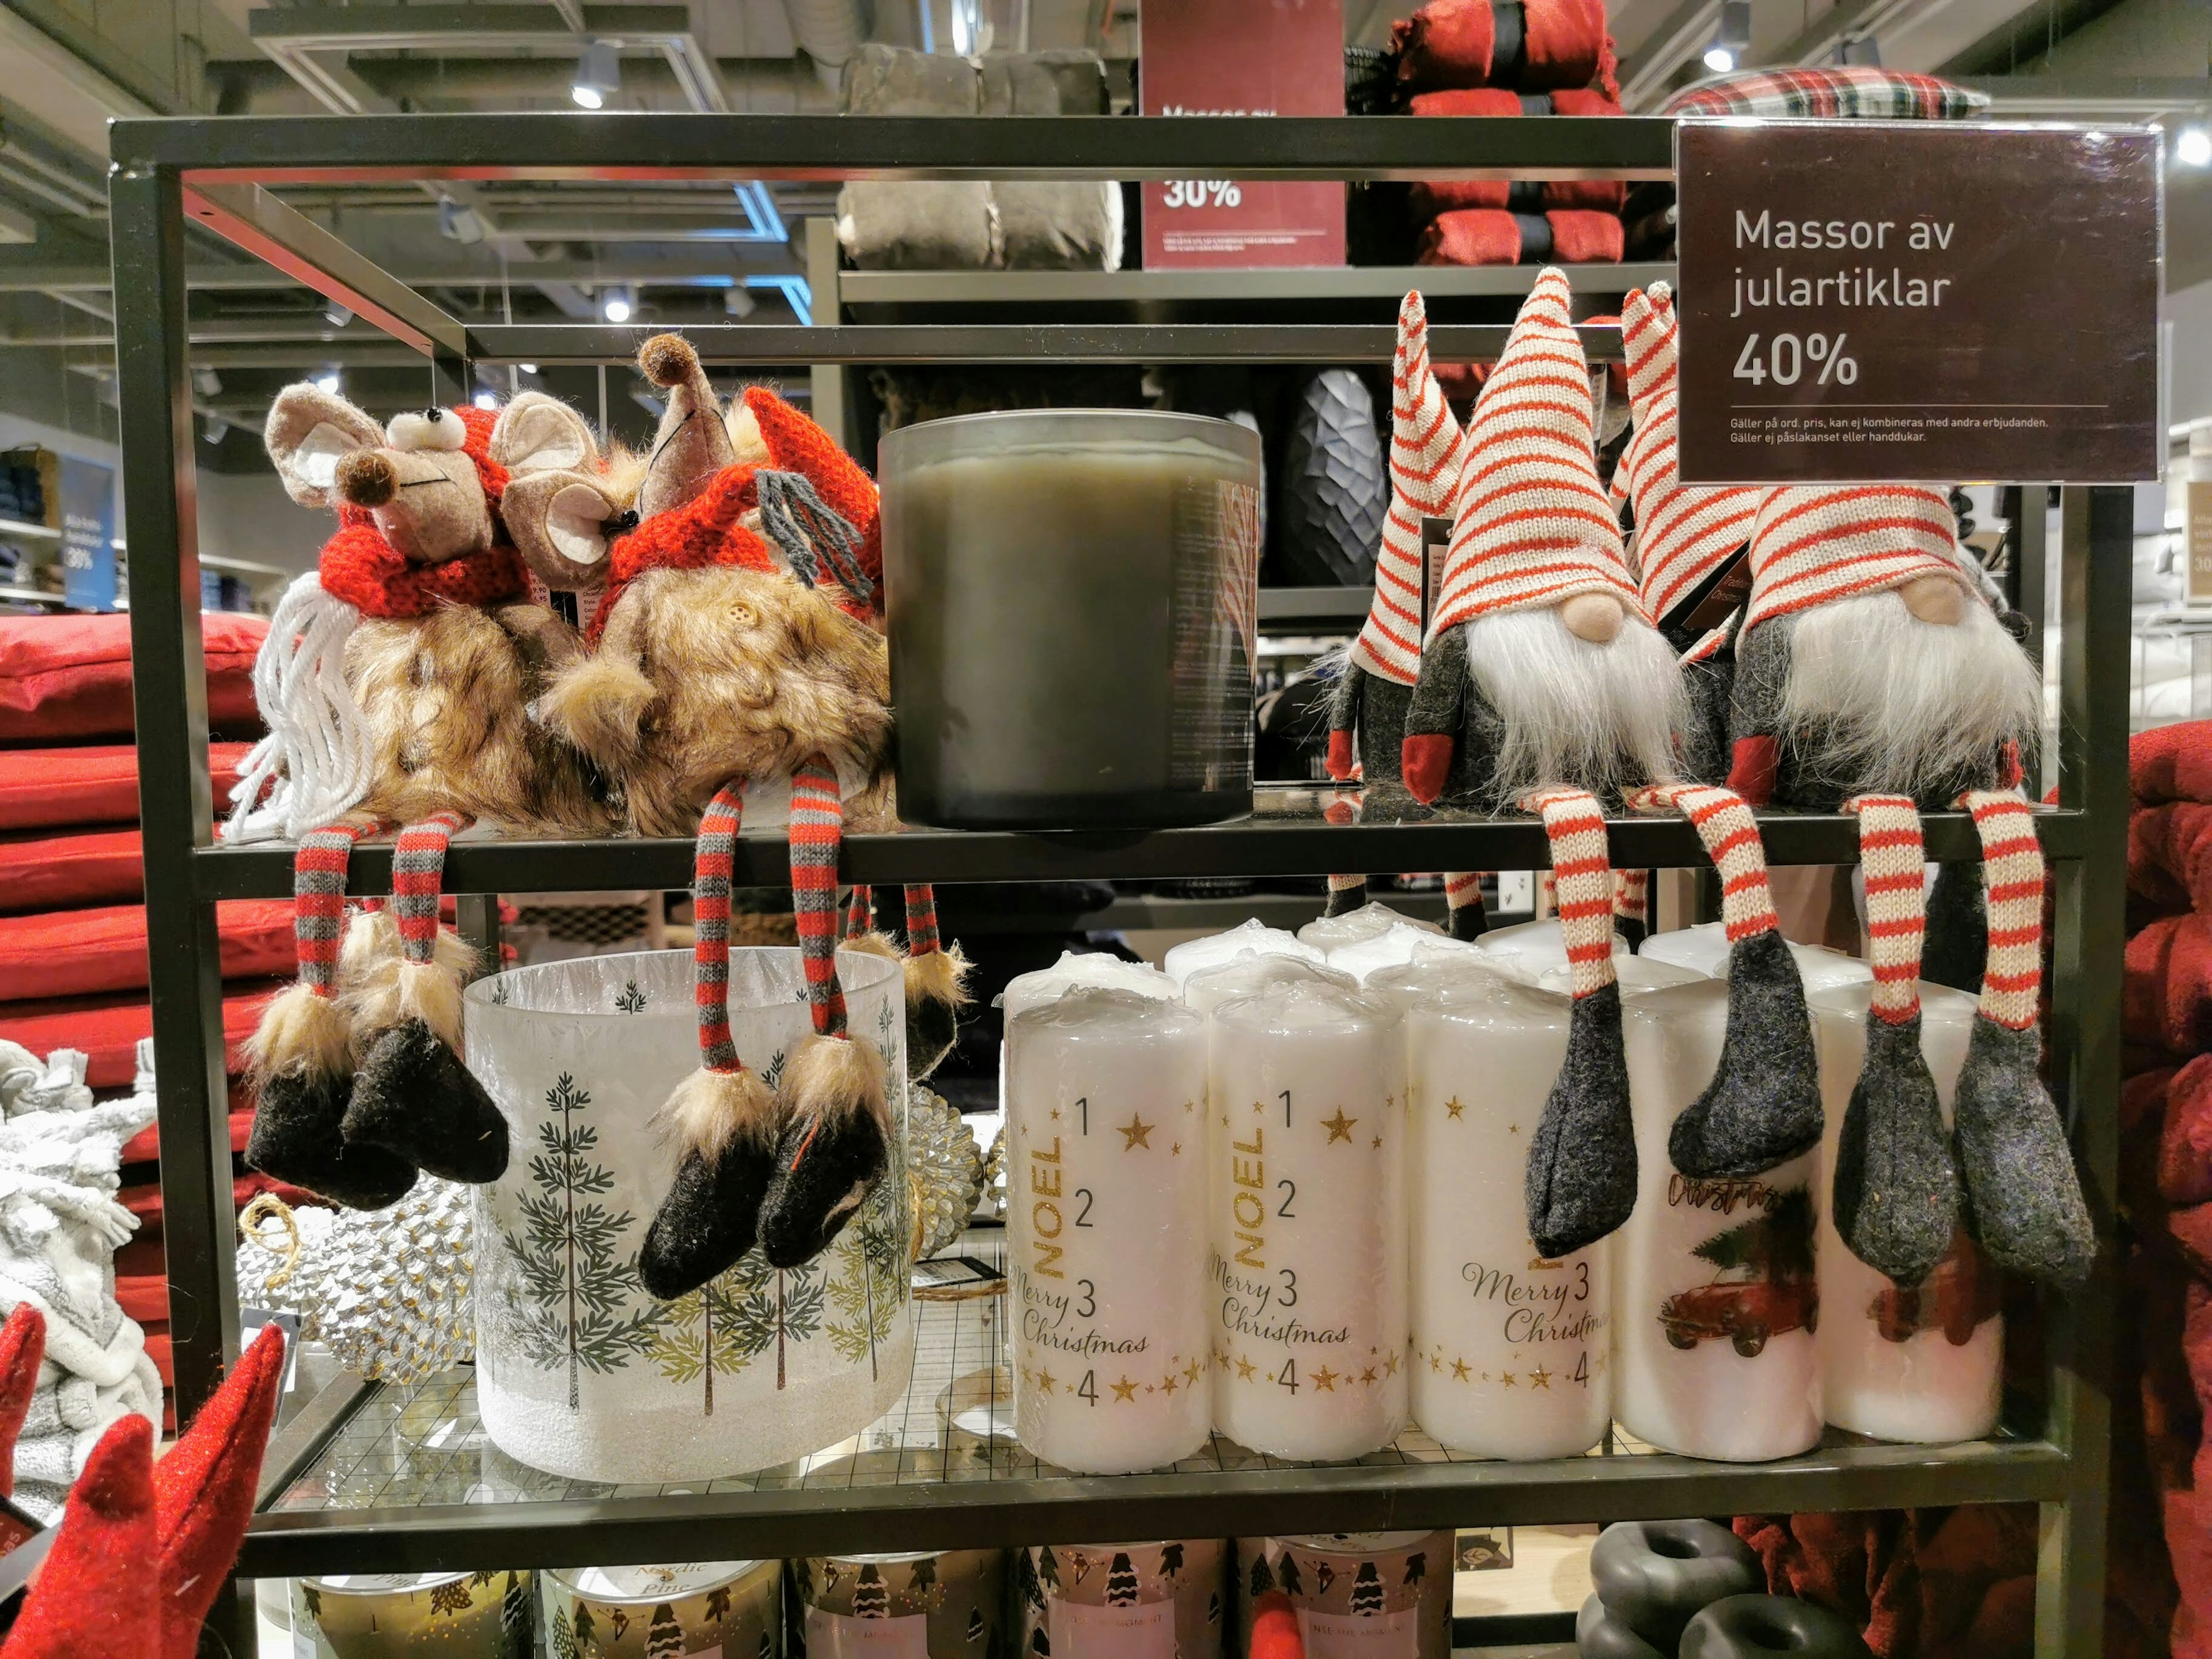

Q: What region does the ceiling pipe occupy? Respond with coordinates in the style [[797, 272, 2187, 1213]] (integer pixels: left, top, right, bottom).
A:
[[781, 0, 863, 96]]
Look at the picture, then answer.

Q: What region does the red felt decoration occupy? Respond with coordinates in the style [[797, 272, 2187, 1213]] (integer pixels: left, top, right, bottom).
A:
[[0, 744, 252, 834], [151, 1325, 285, 1659], [1248, 1590, 1304, 1659], [0, 1305, 43, 1498], [0, 1416, 157, 1659], [0, 615, 265, 744], [0, 899, 293, 1003]]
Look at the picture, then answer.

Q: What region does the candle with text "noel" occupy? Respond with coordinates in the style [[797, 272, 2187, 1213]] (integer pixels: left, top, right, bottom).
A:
[[1164, 919, 1327, 988], [1403, 968, 1612, 1459], [1208, 980, 1407, 1459], [1810, 980, 2000, 1444], [1615, 979, 1822, 1461], [1007, 987, 1212, 1473]]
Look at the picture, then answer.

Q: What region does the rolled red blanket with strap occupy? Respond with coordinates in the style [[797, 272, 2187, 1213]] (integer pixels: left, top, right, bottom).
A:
[[1546, 209, 1623, 263], [1523, 0, 1616, 93], [2133, 720, 2212, 806], [2125, 912, 2212, 1060], [1418, 209, 1522, 266], [1392, 0, 1495, 90]]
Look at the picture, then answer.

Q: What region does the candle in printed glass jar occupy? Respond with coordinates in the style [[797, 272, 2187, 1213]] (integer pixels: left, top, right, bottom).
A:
[[1013, 1541, 1227, 1659], [1473, 919, 1630, 986], [1614, 980, 1821, 1461], [795, 1551, 1006, 1659], [1007, 989, 1211, 1473], [1809, 980, 1999, 1443], [1234, 1533, 1453, 1659], [1165, 921, 1327, 988], [1208, 981, 1407, 1459], [541, 1562, 778, 1659], [293, 1571, 534, 1657]]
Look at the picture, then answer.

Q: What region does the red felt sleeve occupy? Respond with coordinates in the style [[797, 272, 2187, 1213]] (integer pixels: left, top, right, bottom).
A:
[[1326, 730, 1357, 782], [0, 982, 278, 1087], [1402, 733, 1456, 804], [0, 615, 264, 743], [0, 900, 293, 1003], [1726, 734, 1780, 805]]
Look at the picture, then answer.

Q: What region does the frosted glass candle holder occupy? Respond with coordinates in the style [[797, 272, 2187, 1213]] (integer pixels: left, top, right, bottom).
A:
[[1614, 979, 1822, 1461], [1007, 988, 1213, 1474], [1473, 919, 1630, 985], [1164, 921, 1325, 988], [1207, 981, 1408, 1459], [1639, 923, 1873, 994], [1809, 980, 2000, 1443], [1403, 969, 1611, 1459], [464, 947, 912, 1483]]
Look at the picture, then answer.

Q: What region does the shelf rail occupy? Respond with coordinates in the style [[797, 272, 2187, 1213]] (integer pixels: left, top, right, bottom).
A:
[[108, 115, 2127, 1659]]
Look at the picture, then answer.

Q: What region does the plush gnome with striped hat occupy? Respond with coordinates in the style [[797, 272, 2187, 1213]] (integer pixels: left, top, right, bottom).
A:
[[1401, 267, 1821, 1260], [1724, 487, 2092, 1286], [543, 336, 965, 1300], [236, 387, 613, 1210]]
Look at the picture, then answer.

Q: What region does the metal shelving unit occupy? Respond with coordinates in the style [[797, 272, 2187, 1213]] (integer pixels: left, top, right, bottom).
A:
[[109, 114, 2126, 1659]]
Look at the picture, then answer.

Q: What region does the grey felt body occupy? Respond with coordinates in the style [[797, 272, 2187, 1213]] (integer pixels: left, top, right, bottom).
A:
[[344, 1018, 511, 1185], [1527, 982, 1636, 1260], [759, 1105, 892, 1268], [1666, 929, 1824, 1180], [1953, 1016, 2096, 1285], [1679, 652, 1733, 785], [1403, 623, 1510, 809], [1830, 1009, 1961, 1286], [1357, 673, 1414, 785]]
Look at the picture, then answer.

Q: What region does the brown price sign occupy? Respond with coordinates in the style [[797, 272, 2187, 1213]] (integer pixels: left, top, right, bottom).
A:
[[1675, 120, 2162, 484]]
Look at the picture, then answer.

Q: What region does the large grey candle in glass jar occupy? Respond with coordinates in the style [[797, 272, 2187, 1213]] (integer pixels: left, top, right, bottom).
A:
[[880, 410, 1262, 829]]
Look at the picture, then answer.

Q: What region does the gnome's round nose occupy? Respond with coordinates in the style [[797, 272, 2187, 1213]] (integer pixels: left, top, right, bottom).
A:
[[1560, 592, 1625, 643], [1899, 573, 1967, 626]]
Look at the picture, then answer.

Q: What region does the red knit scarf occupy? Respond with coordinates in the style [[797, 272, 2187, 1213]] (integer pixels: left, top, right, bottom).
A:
[[588, 464, 777, 642]]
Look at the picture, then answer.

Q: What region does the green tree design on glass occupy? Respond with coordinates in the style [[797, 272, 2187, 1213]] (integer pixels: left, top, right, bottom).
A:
[[647, 1274, 751, 1416], [501, 1072, 656, 1407], [722, 1247, 825, 1389], [615, 979, 648, 1013], [703, 1587, 733, 1627], [826, 1181, 906, 1377], [548, 1605, 576, 1659]]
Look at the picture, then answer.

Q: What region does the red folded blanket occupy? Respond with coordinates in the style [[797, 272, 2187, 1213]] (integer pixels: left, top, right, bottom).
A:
[[0, 828, 142, 913], [0, 899, 293, 1003], [2132, 801, 2212, 915], [0, 743, 252, 832], [2135, 722, 2212, 808], [0, 613, 265, 744], [1408, 88, 1626, 214], [1418, 207, 1622, 265], [0, 980, 277, 1087], [120, 1170, 308, 1230], [2126, 914, 2212, 1060], [119, 1095, 253, 1169], [1393, 0, 1616, 97], [2164, 1055, 2212, 1208]]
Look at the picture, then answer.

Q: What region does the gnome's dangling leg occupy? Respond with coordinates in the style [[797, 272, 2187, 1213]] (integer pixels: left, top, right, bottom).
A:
[[757, 758, 894, 1268], [1613, 869, 1650, 951], [245, 824, 419, 1210], [1521, 787, 1637, 1260], [1444, 872, 1487, 940], [1324, 874, 1369, 918], [844, 883, 875, 941], [901, 883, 969, 1081], [1950, 789, 2095, 1285], [1828, 795, 1962, 1287], [1627, 784, 1823, 1178]]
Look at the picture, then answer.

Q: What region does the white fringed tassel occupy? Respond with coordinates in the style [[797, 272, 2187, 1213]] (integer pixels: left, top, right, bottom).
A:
[[225, 573, 372, 843]]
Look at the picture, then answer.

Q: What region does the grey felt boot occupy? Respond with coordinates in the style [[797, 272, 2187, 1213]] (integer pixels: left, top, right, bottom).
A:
[[344, 1020, 512, 1185], [639, 1138, 777, 1301], [1666, 929, 1824, 1180], [1831, 1010, 1961, 1286], [247, 1069, 419, 1211], [1526, 983, 1637, 1260], [1952, 1016, 2096, 1285]]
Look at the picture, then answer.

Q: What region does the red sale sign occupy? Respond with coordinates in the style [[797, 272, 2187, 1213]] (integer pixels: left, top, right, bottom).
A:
[[1139, 0, 1346, 269]]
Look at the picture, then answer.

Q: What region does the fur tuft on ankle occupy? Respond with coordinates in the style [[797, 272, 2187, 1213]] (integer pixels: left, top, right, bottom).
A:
[[338, 907, 401, 983], [657, 1065, 781, 1162], [342, 941, 474, 1049], [782, 1033, 891, 1137], [245, 983, 353, 1085], [839, 931, 902, 965], [541, 652, 656, 772], [904, 943, 972, 1013]]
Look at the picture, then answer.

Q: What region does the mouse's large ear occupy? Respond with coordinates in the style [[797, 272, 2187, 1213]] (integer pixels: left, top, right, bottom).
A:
[[500, 467, 629, 591], [490, 389, 600, 478], [264, 382, 385, 509]]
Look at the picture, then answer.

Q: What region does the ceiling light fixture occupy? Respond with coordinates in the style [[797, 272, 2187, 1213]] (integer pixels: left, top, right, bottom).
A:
[[437, 198, 484, 244], [731, 181, 787, 243], [202, 416, 229, 445], [744, 275, 813, 327], [323, 301, 353, 328], [601, 286, 635, 324], [724, 285, 757, 318], [191, 368, 222, 397], [1703, 0, 1750, 77], [474, 390, 499, 410], [2180, 126, 2212, 169], [571, 39, 620, 109], [314, 369, 340, 395]]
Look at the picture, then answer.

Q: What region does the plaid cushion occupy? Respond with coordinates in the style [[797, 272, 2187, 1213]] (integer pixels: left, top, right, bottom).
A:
[[1664, 67, 1989, 120]]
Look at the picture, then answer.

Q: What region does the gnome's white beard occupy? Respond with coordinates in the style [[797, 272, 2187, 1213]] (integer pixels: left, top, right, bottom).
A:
[[1465, 606, 1687, 800], [1776, 588, 2042, 798]]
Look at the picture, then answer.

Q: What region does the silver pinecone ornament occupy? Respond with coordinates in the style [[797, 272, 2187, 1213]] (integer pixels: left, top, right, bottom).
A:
[[237, 1179, 475, 1384], [908, 1086, 984, 1261], [982, 1124, 1009, 1223]]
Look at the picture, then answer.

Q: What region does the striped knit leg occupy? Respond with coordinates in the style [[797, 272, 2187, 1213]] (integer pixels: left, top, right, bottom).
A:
[[759, 759, 893, 1271], [1627, 784, 1820, 1180], [1324, 873, 1369, 918], [641, 783, 784, 1301], [902, 881, 969, 1082], [1444, 871, 1487, 941], [1826, 794, 1960, 1285], [343, 813, 509, 1186], [243, 825, 418, 1211], [1518, 787, 1635, 1260], [844, 884, 874, 941], [1612, 869, 1650, 950], [1950, 790, 2092, 1285]]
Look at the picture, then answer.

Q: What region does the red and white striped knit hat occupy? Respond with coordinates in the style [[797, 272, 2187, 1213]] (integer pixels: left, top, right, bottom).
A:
[[1741, 484, 1965, 633], [1353, 291, 1465, 684], [1617, 285, 1761, 648], [1432, 267, 1642, 634]]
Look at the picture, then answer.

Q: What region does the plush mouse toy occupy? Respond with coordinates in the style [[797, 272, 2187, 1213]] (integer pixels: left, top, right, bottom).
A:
[[1722, 479, 2092, 1286], [544, 336, 965, 1300], [235, 387, 611, 1211], [1399, 269, 1819, 1262]]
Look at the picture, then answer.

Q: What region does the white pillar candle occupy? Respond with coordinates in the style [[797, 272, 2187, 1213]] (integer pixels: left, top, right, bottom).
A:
[[1403, 969, 1612, 1459], [1615, 980, 1823, 1461], [1328, 922, 1470, 984], [1640, 924, 1873, 993], [1363, 938, 1508, 1005], [1183, 953, 1355, 1018], [1208, 982, 1408, 1459], [1473, 918, 1630, 986], [1164, 921, 1326, 988], [1007, 988, 1213, 1474], [1296, 901, 1442, 957], [1536, 955, 1707, 998], [999, 950, 1178, 1121], [1809, 980, 1999, 1443]]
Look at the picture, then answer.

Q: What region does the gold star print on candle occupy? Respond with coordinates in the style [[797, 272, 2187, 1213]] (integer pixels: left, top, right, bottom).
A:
[[1236, 1354, 1257, 1382], [1312, 1365, 1339, 1392], [1322, 1107, 1358, 1143], [1119, 1113, 1154, 1150], [1500, 1372, 1516, 1388], [1037, 1368, 1058, 1393], [1161, 1372, 1179, 1395], [1370, 1134, 1383, 1150], [1360, 1365, 1377, 1385], [1445, 1096, 1465, 1120], [1171, 1141, 1183, 1157], [1111, 1375, 1138, 1402], [1184, 1359, 1203, 1386], [1382, 1350, 1400, 1377], [1428, 1353, 1441, 1373], [1451, 1358, 1471, 1381], [1529, 1365, 1554, 1390]]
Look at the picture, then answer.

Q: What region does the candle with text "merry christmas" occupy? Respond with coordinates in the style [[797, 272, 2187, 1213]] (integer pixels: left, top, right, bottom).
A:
[[1207, 981, 1407, 1459], [1403, 968, 1612, 1459], [1007, 988, 1212, 1474], [1810, 980, 2001, 1444]]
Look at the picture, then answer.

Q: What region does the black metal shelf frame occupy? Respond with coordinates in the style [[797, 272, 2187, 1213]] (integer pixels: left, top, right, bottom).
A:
[[109, 115, 2126, 1658]]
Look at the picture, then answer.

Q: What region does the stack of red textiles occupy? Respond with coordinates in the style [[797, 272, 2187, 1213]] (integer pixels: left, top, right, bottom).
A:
[[1391, 0, 1627, 266], [0, 613, 294, 1408]]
